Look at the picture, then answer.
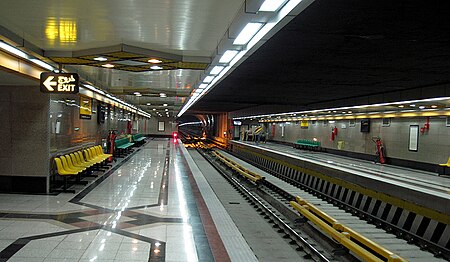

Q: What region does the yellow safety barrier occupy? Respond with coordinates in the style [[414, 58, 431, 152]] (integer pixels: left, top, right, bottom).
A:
[[290, 196, 406, 262], [212, 151, 264, 182]]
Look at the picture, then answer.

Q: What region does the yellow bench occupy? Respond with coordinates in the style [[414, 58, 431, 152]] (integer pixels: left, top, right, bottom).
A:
[[53, 145, 112, 193], [438, 157, 450, 176]]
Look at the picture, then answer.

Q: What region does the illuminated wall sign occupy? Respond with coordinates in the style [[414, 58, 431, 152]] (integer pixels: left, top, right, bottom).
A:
[[79, 96, 92, 119], [300, 120, 309, 129], [40, 72, 79, 94]]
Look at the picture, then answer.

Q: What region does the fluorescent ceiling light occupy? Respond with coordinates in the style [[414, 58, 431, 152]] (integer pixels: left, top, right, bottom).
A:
[[259, 0, 286, 12], [148, 59, 162, 63], [233, 23, 264, 45], [159, 93, 167, 97], [203, 76, 214, 83], [198, 84, 208, 89], [83, 84, 106, 95], [0, 41, 28, 59], [102, 64, 115, 68], [163, 103, 168, 106], [147, 103, 151, 105], [94, 57, 108, 61], [210, 66, 224, 75], [136, 94, 142, 97], [133, 92, 141, 95], [30, 59, 54, 71], [219, 50, 239, 63], [150, 65, 163, 70]]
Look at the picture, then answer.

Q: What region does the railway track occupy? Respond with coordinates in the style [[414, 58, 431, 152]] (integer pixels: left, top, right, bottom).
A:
[[183, 137, 447, 261]]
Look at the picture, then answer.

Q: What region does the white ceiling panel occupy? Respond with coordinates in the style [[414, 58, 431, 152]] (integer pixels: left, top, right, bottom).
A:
[[0, 0, 244, 57]]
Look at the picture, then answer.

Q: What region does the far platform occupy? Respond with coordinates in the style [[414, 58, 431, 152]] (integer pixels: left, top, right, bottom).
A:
[[229, 140, 450, 217]]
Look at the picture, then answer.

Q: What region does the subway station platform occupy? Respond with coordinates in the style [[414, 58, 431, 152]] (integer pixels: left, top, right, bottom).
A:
[[232, 141, 450, 195], [230, 141, 450, 208], [0, 139, 259, 262]]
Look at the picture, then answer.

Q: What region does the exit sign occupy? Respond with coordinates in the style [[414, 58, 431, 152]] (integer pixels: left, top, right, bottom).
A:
[[40, 72, 79, 94]]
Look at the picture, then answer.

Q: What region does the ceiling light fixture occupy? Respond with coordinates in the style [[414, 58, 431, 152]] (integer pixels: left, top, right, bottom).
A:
[[219, 50, 239, 63], [159, 93, 167, 98], [203, 76, 214, 83], [259, 0, 286, 12], [135, 94, 142, 97], [148, 59, 162, 63], [431, 105, 438, 108], [419, 106, 425, 109], [147, 103, 151, 105], [233, 23, 264, 45], [163, 103, 168, 107], [83, 84, 106, 95], [102, 64, 115, 68], [30, 59, 54, 71], [0, 41, 28, 59], [210, 66, 224, 75], [150, 65, 163, 70], [410, 104, 416, 107], [398, 105, 404, 108], [133, 92, 140, 95], [94, 57, 108, 61], [153, 108, 156, 111]]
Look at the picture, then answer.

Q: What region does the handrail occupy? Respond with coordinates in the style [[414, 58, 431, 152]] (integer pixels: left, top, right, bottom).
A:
[[212, 151, 264, 182], [290, 196, 406, 262]]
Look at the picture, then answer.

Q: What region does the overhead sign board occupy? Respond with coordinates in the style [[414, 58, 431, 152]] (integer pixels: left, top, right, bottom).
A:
[[40, 72, 79, 94]]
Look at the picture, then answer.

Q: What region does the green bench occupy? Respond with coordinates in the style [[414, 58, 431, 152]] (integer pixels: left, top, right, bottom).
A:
[[115, 137, 135, 156], [132, 134, 146, 145], [294, 139, 321, 151]]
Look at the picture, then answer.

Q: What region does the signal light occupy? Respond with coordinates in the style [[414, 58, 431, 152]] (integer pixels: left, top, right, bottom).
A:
[[172, 132, 178, 138]]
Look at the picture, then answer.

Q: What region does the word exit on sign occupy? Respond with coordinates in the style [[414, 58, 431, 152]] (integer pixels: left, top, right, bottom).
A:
[[40, 72, 79, 94]]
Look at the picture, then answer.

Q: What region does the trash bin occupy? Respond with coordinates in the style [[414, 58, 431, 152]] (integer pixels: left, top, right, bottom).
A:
[[337, 140, 345, 150]]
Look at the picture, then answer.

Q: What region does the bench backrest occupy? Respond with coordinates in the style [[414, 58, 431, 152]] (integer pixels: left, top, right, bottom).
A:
[[132, 134, 142, 140], [115, 138, 128, 147], [296, 139, 321, 146]]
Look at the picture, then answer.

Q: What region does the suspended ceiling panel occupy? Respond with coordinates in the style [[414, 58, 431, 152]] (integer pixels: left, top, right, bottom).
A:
[[0, 0, 245, 57], [47, 44, 209, 72]]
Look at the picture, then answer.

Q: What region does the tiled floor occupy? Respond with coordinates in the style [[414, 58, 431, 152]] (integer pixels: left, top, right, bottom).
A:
[[0, 139, 249, 262]]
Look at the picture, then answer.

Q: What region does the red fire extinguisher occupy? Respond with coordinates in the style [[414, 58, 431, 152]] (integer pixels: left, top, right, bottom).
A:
[[331, 126, 338, 141], [372, 136, 386, 164]]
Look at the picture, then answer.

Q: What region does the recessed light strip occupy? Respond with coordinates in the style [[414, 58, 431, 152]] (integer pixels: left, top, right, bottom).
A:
[[259, 0, 287, 12], [232, 97, 450, 120]]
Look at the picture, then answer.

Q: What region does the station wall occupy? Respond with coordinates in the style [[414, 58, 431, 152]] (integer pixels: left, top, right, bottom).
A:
[[268, 117, 450, 164], [50, 93, 132, 155], [145, 117, 177, 136], [0, 85, 49, 193], [0, 85, 176, 193]]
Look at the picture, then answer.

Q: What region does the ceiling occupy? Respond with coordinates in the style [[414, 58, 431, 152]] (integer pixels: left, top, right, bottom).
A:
[[0, 0, 244, 56], [0, 0, 245, 117], [2, 0, 450, 119], [192, 0, 450, 115]]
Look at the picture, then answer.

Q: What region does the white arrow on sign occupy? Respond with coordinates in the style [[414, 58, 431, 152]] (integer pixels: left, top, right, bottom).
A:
[[43, 76, 57, 91]]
